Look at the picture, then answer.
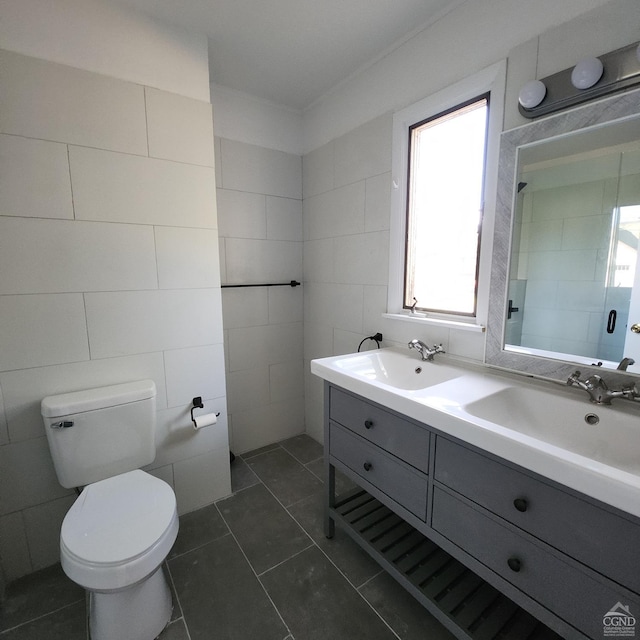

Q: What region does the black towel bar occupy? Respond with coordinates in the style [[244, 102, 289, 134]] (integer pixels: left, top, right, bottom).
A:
[[221, 281, 301, 288]]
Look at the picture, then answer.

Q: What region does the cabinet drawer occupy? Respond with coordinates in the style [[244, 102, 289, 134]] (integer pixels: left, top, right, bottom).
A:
[[329, 387, 430, 473], [330, 423, 428, 520], [435, 436, 640, 594], [432, 487, 639, 639]]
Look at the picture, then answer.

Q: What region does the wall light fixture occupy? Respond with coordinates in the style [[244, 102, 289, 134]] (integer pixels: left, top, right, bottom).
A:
[[518, 40, 640, 118]]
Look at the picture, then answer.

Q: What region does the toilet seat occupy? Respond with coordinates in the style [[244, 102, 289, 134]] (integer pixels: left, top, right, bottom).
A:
[[60, 470, 178, 591]]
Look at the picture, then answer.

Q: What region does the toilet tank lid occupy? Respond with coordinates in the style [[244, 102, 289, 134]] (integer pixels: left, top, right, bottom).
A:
[[41, 380, 156, 418]]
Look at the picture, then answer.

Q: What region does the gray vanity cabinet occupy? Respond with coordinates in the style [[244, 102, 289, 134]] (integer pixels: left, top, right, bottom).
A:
[[324, 382, 640, 640]]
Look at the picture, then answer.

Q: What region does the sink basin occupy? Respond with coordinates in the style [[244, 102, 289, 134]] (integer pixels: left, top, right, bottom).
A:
[[327, 348, 465, 391], [464, 385, 640, 474]]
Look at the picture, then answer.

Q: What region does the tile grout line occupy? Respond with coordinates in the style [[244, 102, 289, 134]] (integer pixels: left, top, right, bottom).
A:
[[213, 496, 293, 638], [250, 445, 404, 640], [0, 599, 85, 636], [163, 561, 193, 640]]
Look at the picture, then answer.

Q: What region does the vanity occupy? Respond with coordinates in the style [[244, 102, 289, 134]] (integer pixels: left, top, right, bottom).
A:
[[312, 348, 640, 640]]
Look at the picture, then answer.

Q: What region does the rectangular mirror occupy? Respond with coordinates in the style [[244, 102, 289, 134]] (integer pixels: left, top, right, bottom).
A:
[[486, 87, 640, 382]]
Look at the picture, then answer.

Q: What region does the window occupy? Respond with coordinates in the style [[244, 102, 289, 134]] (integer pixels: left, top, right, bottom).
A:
[[388, 62, 505, 328], [405, 95, 488, 316]]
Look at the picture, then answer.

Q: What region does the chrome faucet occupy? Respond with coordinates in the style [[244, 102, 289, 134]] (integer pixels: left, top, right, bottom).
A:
[[567, 370, 638, 405], [408, 339, 445, 361], [617, 357, 635, 371]]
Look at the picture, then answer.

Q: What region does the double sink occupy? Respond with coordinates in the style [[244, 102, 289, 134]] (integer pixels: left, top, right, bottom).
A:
[[311, 347, 640, 518]]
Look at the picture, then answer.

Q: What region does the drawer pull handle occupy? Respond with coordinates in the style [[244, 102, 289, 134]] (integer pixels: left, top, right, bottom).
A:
[[363, 461, 373, 471], [513, 498, 528, 512], [364, 420, 374, 429], [507, 557, 522, 573]]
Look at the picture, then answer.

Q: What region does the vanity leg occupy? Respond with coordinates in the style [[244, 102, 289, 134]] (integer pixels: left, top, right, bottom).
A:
[[325, 461, 335, 539]]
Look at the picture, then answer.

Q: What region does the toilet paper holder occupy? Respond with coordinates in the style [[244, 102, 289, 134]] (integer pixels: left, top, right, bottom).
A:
[[190, 396, 220, 427]]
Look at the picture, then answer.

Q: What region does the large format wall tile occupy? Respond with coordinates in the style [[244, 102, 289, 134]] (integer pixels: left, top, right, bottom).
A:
[[173, 447, 231, 514], [333, 113, 392, 189], [216, 189, 266, 239], [303, 182, 365, 240], [85, 289, 223, 359], [0, 50, 147, 155], [154, 226, 221, 289], [220, 139, 302, 199], [0, 512, 31, 581], [146, 87, 215, 167], [23, 495, 76, 571], [69, 146, 216, 228], [225, 238, 302, 284], [0, 135, 73, 219], [266, 196, 303, 241], [163, 344, 227, 408], [0, 437, 73, 515], [152, 404, 229, 469], [0, 294, 89, 371], [0, 218, 157, 294], [227, 323, 303, 372], [0, 353, 167, 443]]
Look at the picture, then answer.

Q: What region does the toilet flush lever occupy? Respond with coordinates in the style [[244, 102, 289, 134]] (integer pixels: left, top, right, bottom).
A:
[[51, 420, 74, 429]]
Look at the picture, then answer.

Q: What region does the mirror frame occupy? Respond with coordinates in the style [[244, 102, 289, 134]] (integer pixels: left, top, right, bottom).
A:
[[486, 86, 640, 384]]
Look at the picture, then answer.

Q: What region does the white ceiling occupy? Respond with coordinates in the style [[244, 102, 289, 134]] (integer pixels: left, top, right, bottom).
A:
[[113, 0, 460, 110]]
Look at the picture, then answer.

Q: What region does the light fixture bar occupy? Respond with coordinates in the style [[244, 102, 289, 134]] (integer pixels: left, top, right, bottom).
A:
[[519, 40, 640, 118]]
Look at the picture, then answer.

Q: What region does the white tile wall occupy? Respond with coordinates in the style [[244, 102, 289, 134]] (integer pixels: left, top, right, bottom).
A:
[[1, 353, 167, 443], [304, 182, 365, 240], [0, 218, 158, 294], [216, 189, 266, 239], [145, 87, 215, 166], [222, 288, 269, 328], [230, 397, 305, 454], [85, 289, 223, 359], [219, 138, 302, 199], [0, 50, 229, 580], [0, 50, 147, 155], [0, 294, 89, 371], [269, 361, 304, 403], [173, 447, 231, 515], [163, 344, 227, 408], [70, 146, 217, 228], [364, 172, 392, 232], [0, 437, 74, 515], [227, 323, 303, 372], [0, 512, 30, 582], [225, 238, 302, 284], [151, 405, 229, 469], [333, 113, 392, 189], [266, 196, 303, 241], [154, 227, 221, 289], [227, 367, 271, 413], [0, 135, 73, 219], [23, 496, 75, 571], [268, 286, 303, 324], [302, 141, 334, 199]]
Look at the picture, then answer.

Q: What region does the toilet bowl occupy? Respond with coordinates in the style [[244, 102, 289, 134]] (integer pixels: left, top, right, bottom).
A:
[[61, 470, 179, 640]]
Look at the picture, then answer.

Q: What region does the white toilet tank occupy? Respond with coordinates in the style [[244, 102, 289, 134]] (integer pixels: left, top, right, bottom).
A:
[[41, 380, 157, 489]]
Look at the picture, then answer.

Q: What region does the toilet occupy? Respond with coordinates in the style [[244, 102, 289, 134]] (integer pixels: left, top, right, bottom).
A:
[[41, 380, 179, 640]]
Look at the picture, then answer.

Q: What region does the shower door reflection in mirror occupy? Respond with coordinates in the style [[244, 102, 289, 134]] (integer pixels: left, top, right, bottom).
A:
[[506, 133, 640, 370]]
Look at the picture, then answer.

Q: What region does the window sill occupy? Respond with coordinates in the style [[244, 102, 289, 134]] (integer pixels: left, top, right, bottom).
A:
[[382, 313, 486, 333]]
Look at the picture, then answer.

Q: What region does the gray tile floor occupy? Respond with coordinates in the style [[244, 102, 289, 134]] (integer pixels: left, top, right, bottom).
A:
[[0, 434, 454, 640]]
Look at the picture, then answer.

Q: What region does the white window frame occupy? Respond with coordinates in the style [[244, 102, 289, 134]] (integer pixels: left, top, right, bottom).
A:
[[386, 61, 506, 332]]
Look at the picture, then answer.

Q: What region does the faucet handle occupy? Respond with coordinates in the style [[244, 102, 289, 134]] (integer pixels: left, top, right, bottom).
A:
[[567, 370, 582, 386]]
